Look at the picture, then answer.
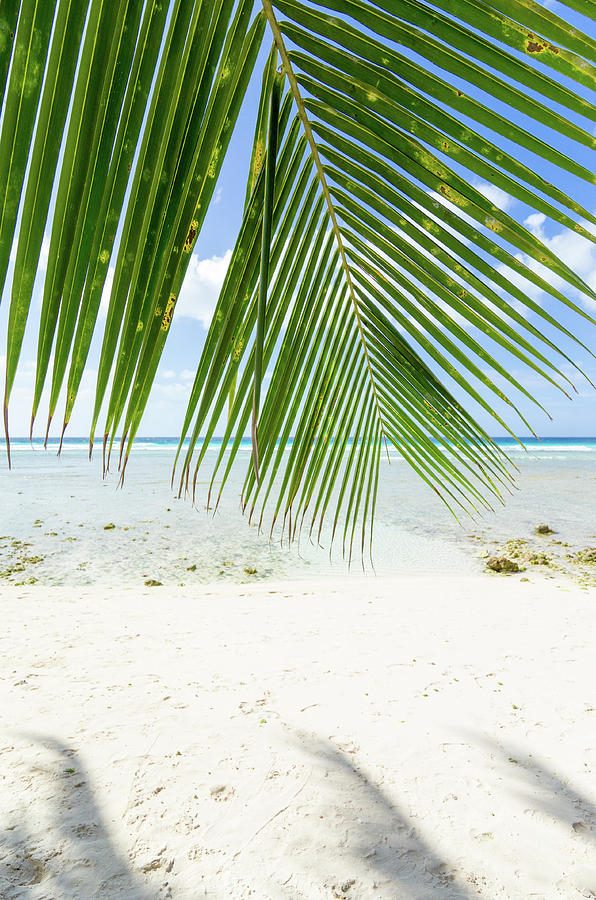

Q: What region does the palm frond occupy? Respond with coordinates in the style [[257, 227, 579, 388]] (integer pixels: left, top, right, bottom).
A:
[[174, 0, 596, 559], [1, 0, 596, 561]]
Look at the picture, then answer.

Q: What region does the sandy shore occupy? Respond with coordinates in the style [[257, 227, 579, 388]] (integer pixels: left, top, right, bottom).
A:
[[0, 574, 594, 899]]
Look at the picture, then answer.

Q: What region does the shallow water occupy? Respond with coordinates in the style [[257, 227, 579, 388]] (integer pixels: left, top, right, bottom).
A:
[[1, 437, 596, 586]]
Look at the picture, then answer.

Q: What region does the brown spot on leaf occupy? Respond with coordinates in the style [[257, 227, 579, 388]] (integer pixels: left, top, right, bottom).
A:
[[184, 220, 198, 253], [526, 33, 559, 54], [161, 295, 176, 332], [253, 142, 264, 184]]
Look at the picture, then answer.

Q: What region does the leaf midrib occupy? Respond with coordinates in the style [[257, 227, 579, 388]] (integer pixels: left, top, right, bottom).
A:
[[260, 0, 389, 449]]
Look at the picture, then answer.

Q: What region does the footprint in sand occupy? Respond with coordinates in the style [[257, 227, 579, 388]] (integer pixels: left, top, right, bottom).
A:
[[210, 783, 235, 802]]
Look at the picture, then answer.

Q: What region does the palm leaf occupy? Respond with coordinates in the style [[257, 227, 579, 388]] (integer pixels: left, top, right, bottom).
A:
[[1, 0, 596, 561]]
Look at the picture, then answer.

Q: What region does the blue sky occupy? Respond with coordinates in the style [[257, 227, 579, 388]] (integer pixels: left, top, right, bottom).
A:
[[2, 0, 596, 439]]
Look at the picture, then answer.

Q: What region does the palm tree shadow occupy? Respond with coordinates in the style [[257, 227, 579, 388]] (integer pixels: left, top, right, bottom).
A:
[[0, 733, 151, 899], [477, 735, 596, 839], [294, 733, 473, 899]]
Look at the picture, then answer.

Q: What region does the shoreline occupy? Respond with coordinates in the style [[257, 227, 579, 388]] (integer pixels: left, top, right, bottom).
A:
[[4, 435, 596, 588], [1, 574, 594, 898]]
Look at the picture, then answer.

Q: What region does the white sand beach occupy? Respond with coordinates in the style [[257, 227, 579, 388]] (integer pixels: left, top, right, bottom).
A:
[[4, 0, 596, 892], [1, 573, 594, 899]]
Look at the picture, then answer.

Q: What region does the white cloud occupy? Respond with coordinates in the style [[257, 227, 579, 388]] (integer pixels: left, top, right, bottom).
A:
[[496, 254, 548, 306], [523, 213, 546, 235], [422, 190, 473, 245], [1, 353, 102, 438], [99, 265, 114, 318], [39, 236, 50, 271], [98, 249, 231, 327], [152, 381, 191, 398], [475, 183, 514, 212], [95, 248, 232, 328], [7, 234, 50, 273], [507, 216, 596, 311], [547, 227, 596, 283], [176, 249, 232, 327], [470, 207, 596, 317]]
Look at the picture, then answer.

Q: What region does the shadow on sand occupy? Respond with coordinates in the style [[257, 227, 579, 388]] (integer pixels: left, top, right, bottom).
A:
[[477, 735, 596, 838], [293, 732, 473, 898], [2, 731, 594, 898], [0, 734, 151, 899], [292, 732, 596, 898]]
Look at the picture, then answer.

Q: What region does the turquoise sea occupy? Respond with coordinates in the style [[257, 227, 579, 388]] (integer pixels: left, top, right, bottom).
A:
[[2, 436, 596, 585]]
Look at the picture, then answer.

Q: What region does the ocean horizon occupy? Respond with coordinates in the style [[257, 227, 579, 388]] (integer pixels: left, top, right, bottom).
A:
[[3, 434, 596, 456], [2, 433, 596, 586]]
